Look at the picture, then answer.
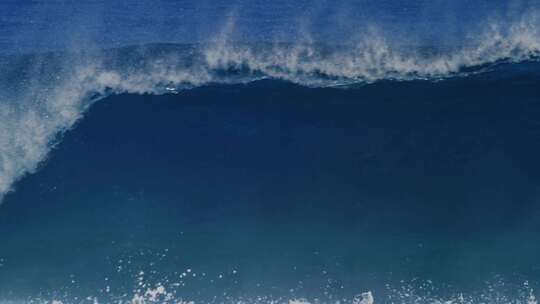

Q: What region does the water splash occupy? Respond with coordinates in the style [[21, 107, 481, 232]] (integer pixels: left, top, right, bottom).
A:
[[3, 285, 537, 304]]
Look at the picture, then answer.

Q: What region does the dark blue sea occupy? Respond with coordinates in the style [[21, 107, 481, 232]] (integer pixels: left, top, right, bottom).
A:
[[1, 1, 540, 303]]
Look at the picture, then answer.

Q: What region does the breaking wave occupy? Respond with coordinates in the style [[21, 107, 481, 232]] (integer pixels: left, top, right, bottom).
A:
[[0, 14, 540, 203]]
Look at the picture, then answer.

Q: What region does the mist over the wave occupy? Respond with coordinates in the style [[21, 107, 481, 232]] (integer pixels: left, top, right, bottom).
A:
[[1, 0, 539, 54]]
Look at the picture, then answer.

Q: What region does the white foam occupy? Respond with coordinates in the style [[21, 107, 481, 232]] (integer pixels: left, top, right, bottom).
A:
[[0, 288, 537, 304], [0, 275, 536, 303]]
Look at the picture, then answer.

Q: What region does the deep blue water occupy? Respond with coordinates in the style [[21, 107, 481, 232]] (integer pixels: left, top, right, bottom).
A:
[[1, 1, 540, 304]]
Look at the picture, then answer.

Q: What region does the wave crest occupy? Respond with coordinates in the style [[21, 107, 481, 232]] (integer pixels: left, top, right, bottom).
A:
[[204, 16, 540, 84]]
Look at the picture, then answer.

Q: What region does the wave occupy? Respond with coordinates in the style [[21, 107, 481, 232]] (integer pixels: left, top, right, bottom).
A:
[[0, 14, 540, 204]]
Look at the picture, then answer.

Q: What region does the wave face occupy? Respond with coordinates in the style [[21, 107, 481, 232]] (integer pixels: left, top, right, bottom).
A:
[[1, 75, 540, 302], [2, 2, 540, 303], [1, 61, 540, 303]]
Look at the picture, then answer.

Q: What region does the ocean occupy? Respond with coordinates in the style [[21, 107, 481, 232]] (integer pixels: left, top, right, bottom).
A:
[[1, 1, 540, 303]]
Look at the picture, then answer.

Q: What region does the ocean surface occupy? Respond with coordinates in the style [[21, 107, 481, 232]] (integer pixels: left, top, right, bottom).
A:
[[1, 1, 540, 303]]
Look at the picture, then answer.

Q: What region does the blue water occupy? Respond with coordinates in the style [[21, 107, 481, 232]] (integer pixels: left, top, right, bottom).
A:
[[1, 1, 540, 304]]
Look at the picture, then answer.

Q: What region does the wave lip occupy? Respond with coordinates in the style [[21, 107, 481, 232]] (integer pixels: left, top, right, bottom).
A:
[[204, 18, 540, 85], [1, 14, 540, 204]]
